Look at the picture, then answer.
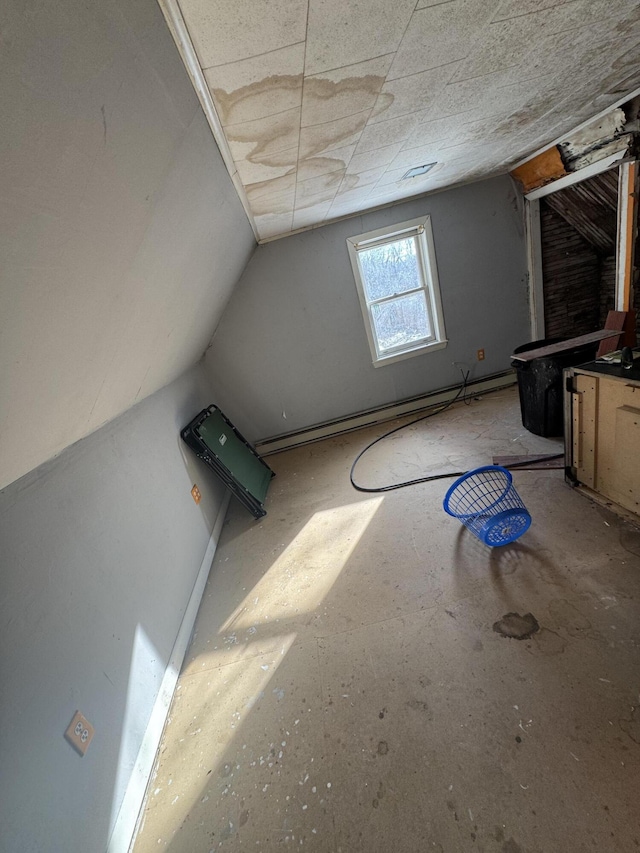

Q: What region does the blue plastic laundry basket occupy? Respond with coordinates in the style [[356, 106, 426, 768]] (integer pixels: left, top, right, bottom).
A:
[[443, 465, 531, 546]]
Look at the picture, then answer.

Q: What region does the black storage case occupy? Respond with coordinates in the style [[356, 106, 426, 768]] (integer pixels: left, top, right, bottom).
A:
[[181, 406, 274, 519]]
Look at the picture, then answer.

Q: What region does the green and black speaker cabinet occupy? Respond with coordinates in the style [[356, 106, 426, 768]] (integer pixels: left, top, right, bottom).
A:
[[181, 406, 274, 519]]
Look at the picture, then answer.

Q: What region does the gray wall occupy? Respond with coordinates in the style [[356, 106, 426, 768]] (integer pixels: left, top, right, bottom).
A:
[[0, 0, 256, 848], [0, 363, 224, 853], [204, 176, 528, 440], [0, 0, 255, 491]]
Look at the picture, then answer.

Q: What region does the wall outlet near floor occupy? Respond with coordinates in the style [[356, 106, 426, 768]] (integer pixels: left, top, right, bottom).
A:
[[191, 484, 202, 504], [477, 348, 485, 361], [65, 711, 95, 757]]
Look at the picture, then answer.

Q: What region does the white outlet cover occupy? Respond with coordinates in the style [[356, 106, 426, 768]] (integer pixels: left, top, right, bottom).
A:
[[65, 710, 95, 757]]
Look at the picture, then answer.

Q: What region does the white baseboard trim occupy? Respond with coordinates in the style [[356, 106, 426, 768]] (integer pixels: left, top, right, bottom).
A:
[[106, 490, 231, 853], [256, 371, 517, 456]]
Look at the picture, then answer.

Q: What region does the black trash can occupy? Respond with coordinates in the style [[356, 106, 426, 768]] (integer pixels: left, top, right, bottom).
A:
[[512, 337, 598, 437]]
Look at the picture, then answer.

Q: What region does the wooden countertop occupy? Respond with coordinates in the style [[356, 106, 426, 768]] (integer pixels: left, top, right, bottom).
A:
[[570, 360, 640, 386]]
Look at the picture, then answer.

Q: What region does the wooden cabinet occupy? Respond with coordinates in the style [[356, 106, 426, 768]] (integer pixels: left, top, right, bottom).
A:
[[565, 364, 640, 517]]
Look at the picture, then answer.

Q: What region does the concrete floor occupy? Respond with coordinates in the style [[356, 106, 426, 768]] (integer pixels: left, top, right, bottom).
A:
[[133, 387, 640, 853]]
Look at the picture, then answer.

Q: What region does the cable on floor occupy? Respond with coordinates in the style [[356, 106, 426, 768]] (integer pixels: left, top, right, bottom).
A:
[[349, 371, 563, 494]]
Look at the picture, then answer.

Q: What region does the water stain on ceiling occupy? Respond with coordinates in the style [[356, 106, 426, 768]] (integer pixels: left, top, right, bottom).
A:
[[168, 0, 640, 240]]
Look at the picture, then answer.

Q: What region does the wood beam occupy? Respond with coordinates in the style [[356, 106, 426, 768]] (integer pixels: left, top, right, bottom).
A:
[[615, 161, 638, 311], [511, 146, 566, 193]]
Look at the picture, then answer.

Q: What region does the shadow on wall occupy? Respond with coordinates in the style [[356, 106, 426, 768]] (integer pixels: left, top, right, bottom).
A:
[[178, 433, 225, 534]]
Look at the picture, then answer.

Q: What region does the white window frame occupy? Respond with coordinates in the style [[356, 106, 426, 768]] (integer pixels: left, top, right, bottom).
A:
[[346, 215, 447, 367]]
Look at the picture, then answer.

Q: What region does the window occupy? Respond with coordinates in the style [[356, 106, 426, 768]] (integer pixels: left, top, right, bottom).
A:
[[347, 216, 447, 366]]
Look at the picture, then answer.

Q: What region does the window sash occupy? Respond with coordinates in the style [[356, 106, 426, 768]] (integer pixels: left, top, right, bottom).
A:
[[356, 231, 437, 356], [356, 232, 424, 305], [369, 290, 437, 357], [367, 286, 425, 307], [353, 224, 424, 251], [347, 215, 447, 366]]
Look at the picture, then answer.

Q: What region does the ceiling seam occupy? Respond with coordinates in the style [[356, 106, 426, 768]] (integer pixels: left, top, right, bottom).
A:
[[490, 0, 583, 25], [291, 0, 312, 230], [304, 51, 396, 81], [200, 40, 306, 72]]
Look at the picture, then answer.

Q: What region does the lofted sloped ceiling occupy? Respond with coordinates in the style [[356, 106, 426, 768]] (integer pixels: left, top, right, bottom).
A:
[[0, 0, 256, 491], [166, 0, 640, 240]]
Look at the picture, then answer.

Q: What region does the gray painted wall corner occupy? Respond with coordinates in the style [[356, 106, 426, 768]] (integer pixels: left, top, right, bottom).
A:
[[204, 176, 529, 441]]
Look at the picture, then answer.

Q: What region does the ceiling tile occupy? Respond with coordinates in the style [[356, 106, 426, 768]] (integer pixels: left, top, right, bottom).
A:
[[402, 115, 499, 150], [301, 55, 393, 128], [401, 116, 468, 149], [367, 182, 417, 204], [346, 144, 404, 175], [369, 63, 461, 125], [450, 0, 612, 84], [179, 0, 308, 68], [389, 133, 490, 169], [387, 0, 502, 82], [390, 141, 463, 172], [249, 190, 296, 218], [255, 211, 295, 239], [305, 0, 417, 75], [446, 142, 501, 167], [337, 167, 387, 195], [328, 197, 369, 217], [168, 0, 640, 239], [292, 202, 334, 230], [225, 108, 301, 162], [374, 162, 445, 190], [427, 68, 552, 123], [367, 164, 465, 203], [296, 145, 356, 181], [205, 43, 304, 126], [425, 169, 475, 191], [509, 13, 638, 92], [327, 203, 361, 222], [333, 189, 377, 210], [295, 170, 344, 207], [295, 188, 341, 210], [492, 0, 588, 21], [299, 111, 369, 159], [245, 173, 296, 216], [235, 148, 298, 185], [247, 171, 296, 198], [332, 193, 375, 214], [354, 114, 420, 155]]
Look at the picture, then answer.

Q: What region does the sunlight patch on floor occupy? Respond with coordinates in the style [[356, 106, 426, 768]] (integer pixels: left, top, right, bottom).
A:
[[140, 631, 299, 845], [219, 497, 384, 635]]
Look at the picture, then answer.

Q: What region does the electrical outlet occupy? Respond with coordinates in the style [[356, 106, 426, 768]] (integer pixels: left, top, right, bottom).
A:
[[477, 348, 485, 361], [65, 711, 95, 757], [191, 484, 201, 504]]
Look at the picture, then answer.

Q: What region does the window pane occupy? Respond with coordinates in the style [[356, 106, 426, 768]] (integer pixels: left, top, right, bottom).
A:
[[371, 291, 431, 352], [359, 236, 420, 302]]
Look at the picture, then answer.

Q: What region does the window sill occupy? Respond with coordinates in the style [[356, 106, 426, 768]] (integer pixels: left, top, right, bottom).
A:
[[372, 339, 448, 368]]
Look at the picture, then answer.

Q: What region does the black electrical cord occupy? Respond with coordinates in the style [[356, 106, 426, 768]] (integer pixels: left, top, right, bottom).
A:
[[350, 371, 563, 494]]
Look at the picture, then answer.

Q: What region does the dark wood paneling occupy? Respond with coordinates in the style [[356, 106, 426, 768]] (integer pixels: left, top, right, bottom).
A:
[[541, 202, 601, 338], [544, 171, 618, 254], [599, 254, 617, 328]]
